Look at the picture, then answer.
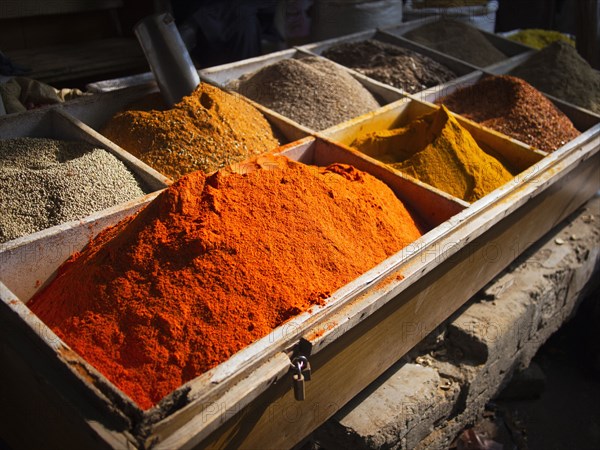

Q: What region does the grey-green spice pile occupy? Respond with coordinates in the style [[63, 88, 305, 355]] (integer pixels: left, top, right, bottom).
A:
[[403, 19, 507, 67], [0, 137, 147, 244], [509, 40, 600, 115]]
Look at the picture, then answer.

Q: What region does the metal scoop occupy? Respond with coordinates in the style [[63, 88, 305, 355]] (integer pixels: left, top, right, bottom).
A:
[[134, 12, 200, 107]]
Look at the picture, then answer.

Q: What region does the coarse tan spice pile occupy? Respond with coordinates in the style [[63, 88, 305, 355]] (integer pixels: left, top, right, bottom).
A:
[[101, 83, 279, 180], [437, 75, 581, 152], [321, 39, 458, 93], [229, 56, 380, 130], [0, 137, 146, 244], [29, 154, 424, 409]]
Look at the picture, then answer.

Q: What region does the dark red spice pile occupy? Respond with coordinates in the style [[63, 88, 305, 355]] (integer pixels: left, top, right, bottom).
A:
[[437, 75, 581, 152]]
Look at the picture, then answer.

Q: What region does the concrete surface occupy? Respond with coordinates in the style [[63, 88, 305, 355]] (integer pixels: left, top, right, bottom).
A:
[[313, 195, 600, 450]]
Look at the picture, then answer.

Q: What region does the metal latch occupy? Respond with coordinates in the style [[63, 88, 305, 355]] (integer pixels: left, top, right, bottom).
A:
[[290, 355, 311, 401]]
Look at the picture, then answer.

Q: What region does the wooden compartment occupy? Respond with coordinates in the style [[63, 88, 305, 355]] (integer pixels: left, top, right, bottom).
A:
[[1, 136, 467, 448], [0, 107, 168, 250], [417, 71, 600, 138], [318, 97, 547, 203], [298, 28, 478, 95], [1, 117, 599, 448], [61, 81, 312, 169], [381, 17, 535, 70]]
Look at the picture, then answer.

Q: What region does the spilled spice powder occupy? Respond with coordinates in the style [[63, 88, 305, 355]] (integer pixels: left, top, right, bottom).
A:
[[351, 106, 514, 202], [437, 75, 581, 152], [101, 83, 280, 180], [28, 154, 423, 409]]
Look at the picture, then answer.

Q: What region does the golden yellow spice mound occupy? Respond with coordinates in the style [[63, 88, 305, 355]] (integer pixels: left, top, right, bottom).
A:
[[351, 106, 514, 202]]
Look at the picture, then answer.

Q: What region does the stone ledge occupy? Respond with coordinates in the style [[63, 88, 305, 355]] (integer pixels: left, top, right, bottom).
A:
[[314, 195, 600, 450]]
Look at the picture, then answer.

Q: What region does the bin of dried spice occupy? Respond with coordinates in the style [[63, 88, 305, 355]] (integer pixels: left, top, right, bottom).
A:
[[508, 41, 600, 115], [321, 98, 546, 202], [349, 106, 515, 203], [0, 137, 148, 244], [318, 39, 459, 94], [26, 152, 428, 410], [100, 82, 281, 180], [434, 75, 581, 152], [222, 55, 381, 131], [384, 18, 531, 68], [2, 112, 597, 448], [503, 29, 575, 50], [301, 30, 478, 92], [0, 107, 159, 245]]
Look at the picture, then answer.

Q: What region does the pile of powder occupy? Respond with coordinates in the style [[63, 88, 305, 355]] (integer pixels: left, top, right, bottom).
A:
[[28, 154, 423, 409], [321, 39, 458, 93], [507, 29, 575, 50], [437, 75, 581, 152], [509, 40, 600, 114], [0, 138, 146, 244], [229, 57, 380, 130], [351, 106, 514, 202], [101, 83, 280, 180], [403, 19, 507, 67]]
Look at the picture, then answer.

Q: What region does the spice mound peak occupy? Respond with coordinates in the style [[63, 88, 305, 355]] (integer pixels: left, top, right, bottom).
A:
[[102, 83, 280, 180], [352, 106, 514, 202], [29, 154, 423, 409]]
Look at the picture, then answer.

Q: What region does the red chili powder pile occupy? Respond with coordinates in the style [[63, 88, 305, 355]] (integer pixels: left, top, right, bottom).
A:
[[28, 154, 423, 409]]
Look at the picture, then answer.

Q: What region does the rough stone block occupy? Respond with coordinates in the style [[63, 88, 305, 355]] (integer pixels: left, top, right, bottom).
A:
[[315, 197, 600, 450], [315, 363, 457, 450]]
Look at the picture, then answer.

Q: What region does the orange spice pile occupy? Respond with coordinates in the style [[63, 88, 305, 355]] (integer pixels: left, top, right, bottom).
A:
[[29, 155, 424, 409]]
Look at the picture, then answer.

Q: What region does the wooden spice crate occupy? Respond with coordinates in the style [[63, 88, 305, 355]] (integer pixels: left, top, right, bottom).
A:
[[416, 70, 600, 138], [0, 106, 169, 250], [381, 16, 535, 70], [0, 135, 461, 448], [198, 48, 407, 132], [1, 109, 599, 448], [298, 28, 478, 96], [318, 97, 547, 204]]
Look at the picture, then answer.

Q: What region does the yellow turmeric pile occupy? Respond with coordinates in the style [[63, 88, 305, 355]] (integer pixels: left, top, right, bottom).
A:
[[351, 106, 514, 202]]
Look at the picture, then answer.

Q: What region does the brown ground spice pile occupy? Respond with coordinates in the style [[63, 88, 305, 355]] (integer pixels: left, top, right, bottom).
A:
[[437, 75, 581, 152], [321, 39, 458, 93], [403, 19, 507, 67], [229, 57, 381, 130], [509, 40, 600, 114], [29, 154, 424, 409], [101, 83, 280, 180]]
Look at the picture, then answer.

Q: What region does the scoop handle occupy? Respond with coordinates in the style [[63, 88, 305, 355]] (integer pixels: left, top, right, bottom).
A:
[[134, 12, 200, 107]]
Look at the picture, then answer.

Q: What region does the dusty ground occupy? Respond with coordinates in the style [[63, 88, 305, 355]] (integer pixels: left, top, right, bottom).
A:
[[451, 288, 600, 450]]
